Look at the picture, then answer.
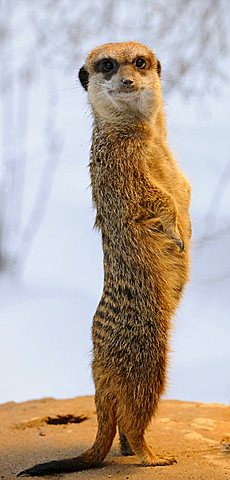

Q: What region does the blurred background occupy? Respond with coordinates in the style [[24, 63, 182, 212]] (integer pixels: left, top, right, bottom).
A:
[[0, 0, 229, 405]]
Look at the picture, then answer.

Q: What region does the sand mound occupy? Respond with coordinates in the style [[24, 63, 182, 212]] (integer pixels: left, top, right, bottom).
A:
[[0, 396, 229, 479]]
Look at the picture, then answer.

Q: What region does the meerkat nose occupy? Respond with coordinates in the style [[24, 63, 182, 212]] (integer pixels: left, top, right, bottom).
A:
[[121, 78, 134, 86]]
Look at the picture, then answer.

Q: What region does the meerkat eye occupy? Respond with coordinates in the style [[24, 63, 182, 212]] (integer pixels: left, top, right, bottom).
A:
[[135, 58, 146, 69], [101, 59, 115, 73]]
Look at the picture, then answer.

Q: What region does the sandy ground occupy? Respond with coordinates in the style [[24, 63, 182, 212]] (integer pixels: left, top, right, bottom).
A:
[[0, 396, 229, 479]]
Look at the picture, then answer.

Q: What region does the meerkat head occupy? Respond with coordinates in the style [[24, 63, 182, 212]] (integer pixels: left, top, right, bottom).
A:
[[79, 41, 162, 124]]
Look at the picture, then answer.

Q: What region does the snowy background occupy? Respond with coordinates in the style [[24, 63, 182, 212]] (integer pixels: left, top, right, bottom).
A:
[[0, 1, 229, 405]]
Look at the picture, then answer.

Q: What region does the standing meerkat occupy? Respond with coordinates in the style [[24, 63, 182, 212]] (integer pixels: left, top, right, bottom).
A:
[[18, 41, 191, 477]]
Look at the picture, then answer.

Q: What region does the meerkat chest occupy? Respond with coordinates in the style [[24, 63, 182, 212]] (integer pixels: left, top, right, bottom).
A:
[[91, 136, 144, 197]]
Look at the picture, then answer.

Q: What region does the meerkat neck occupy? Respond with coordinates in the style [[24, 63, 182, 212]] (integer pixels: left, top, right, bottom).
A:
[[156, 109, 167, 139], [93, 107, 166, 142]]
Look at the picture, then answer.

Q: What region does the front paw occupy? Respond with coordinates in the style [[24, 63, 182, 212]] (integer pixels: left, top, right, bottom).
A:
[[158, 212, 184, 252], [146, 218, 184, 253], [136, 210, 184, 253], [163, 226, 184, 252]]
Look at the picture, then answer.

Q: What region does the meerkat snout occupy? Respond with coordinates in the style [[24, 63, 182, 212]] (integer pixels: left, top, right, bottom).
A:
[[120, 77, 134, 87]]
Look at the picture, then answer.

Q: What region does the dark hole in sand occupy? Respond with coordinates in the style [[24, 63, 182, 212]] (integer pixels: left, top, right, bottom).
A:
[[46, 414, 88, 425], [15, 414, 89, 430]]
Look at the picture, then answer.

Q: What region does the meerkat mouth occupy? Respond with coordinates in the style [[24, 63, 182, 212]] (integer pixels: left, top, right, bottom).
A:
[[108, 88, 138, 97]]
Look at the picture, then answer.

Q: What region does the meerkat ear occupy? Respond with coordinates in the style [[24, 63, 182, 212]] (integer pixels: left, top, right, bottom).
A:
[[156, 59, 161, 77], [78, 66, 89, 90]]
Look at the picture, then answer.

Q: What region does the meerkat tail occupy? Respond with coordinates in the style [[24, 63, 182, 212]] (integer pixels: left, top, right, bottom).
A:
[[17, 452, 98, 476], [17, 401, 117, 476]]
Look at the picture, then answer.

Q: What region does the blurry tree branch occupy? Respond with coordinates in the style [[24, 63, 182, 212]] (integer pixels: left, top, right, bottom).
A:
[[28, 0, 230, 98], [0, 0, 229, 276], [195, 158, 230, 248], [16, 74, 63, 276], [196, 223, 230, 247], [204, 158, 230, 232]]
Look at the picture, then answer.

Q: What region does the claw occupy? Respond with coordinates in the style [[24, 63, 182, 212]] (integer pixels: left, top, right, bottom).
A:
[[175, 238, 184, 252], [164, 227, 184, 253]]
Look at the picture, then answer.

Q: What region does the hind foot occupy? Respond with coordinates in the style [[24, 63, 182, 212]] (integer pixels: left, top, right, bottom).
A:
[[120, 442, 134, 456], [142, 455, 177, 467], [118, 423, 134, 456]]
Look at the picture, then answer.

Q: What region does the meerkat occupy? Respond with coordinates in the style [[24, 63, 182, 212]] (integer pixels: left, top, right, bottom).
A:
[[18, 41, 191, 477]]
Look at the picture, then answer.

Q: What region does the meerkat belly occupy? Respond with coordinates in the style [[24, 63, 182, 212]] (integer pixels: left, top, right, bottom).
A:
[[92, 248, 172, 364], [92, 296, 160, 376]]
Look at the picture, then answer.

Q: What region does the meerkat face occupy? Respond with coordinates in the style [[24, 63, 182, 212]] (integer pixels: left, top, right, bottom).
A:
[[79, 42, 162, 123]]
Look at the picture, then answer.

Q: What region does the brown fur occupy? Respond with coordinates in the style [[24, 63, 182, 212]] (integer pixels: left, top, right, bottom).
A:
[[18, 41, 191, 477]]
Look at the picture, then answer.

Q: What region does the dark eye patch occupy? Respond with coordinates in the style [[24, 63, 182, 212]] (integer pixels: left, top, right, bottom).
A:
[[94, 57, 119, 78], [100, 59, 116, 73]]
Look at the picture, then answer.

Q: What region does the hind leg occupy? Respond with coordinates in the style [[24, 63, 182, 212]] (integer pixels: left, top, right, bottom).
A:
[[127, 432, 176, 467], [125, 429, 176, 466], [119, 404, 176, 467]]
